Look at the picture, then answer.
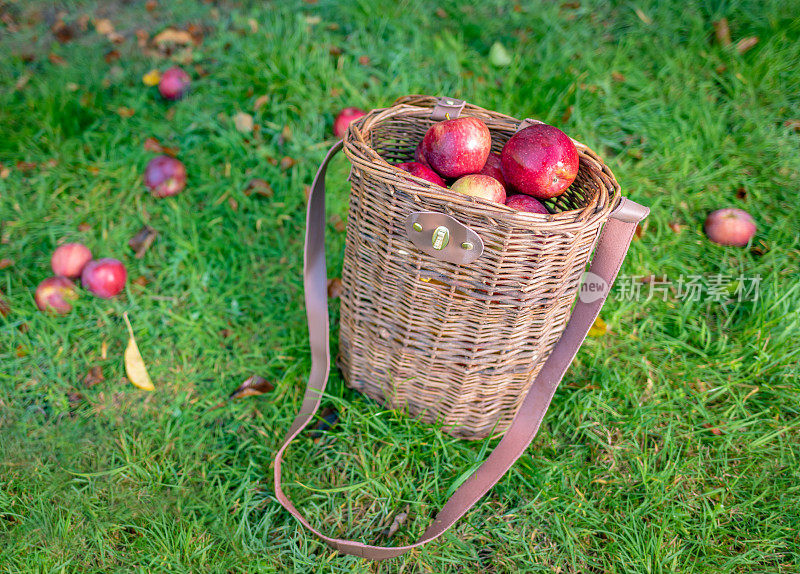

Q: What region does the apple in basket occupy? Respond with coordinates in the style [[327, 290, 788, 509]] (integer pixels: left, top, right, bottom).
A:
[[478, 153, 505, 187], [421, 117, 491, 179], [501, 123, 578, 199], [451, 174, 506, 203], [396, 161, 446, 187], [505, 194, 549, 214]]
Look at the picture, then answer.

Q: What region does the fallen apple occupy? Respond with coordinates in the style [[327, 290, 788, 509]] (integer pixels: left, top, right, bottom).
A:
[[158, 66, 190, 100], [51, 242, 92, 278], [704, 208, 756, 246], [396, 161, 446, 187], [333, 107, 366, 138], [35, 276, 78, 315], [478, 153, 506, 187], [421, 117, 491, 179], [450, 174, 506, 203], [505, 194, 549, 214], [144, 155, 187, 197], [501, 123, 579, 199], [81, 258, 127, 299]]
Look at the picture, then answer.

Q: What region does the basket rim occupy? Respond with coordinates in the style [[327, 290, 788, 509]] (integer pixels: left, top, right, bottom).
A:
[[341, 95, 621, 229]]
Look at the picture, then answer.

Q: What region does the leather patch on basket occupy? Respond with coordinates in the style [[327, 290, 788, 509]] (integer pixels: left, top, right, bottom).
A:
[[404, 211, 484, 265], [431, 97, 466, 121], [516, 118, 545, 132]]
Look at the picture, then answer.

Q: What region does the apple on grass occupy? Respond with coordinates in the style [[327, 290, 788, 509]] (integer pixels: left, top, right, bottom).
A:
[[450, 174, 506, 204], [395, 161, 446, 187], [333, 107, 366, 138], [35, 277, 78, 315], [159, 67, 190, 100], [421, 117, 492, 179], [501, 124, 578, 199], [505, 194, 549, 214], [51, 243, 92, 278], [81, 258, 127, 299], [145, 155, 187, 198], [704, 208, 756, 246]]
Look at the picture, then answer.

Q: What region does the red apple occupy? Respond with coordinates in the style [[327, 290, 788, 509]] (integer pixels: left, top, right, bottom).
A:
[[501, 124, 579, 199], [414, 141, 431, 167], [145, 155, 187, 198], [51, 242, 92, 278], [35, 276, 78, 315], [505, 194, 549, 214], [158, 66, 190, 100], [478, 153, 506, 187], [450, 174, 506, 203], [421, 117, 491, 179], [704, 208, 756, 246], [333, 107, 366, 138], [81, 258, 127, 299], [395, 161, 446, 187]]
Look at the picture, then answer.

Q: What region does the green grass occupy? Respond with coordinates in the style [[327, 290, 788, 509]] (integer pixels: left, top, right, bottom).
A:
[[1, 0, 800, 571]]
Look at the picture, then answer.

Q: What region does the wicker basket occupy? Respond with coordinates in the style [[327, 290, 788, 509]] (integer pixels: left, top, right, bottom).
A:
[[273, 95, 649, 560], [337, 95, 619, 439]]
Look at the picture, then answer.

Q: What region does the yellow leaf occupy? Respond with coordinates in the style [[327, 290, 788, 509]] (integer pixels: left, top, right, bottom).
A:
[[588, 317, 607, 337], [123, 312, 155, 391], [152, 28, 194, 45], [142, 69, 161, 86]]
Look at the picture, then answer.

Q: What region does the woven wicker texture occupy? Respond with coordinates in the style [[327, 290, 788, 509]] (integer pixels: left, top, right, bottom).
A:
[[336, 95, 620, 440]]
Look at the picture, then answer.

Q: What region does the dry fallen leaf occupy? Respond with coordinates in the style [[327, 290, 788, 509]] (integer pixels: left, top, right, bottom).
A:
[[713, 18, 731, 47], [783, 119, 800, 132], [382, 506, 409, 538], [104, 49, 120, 64], [244, 179, 273, 198], [229, 375, 275, 399], [280, 156, 296, 170], [14, 72, 32, 92], [329, 214, 346, 232], [561, 105, 573, 123], [83, 365, 105, 387], [142, 69, 161, 86], [736, 36, 758, 54], [634, 7, 652, 25], [143, 137, 179, 156], [327, 277, 343, 299], [123, 312, 155, 391], [128, 225, 158, 258], [115, 107, 135, 118], [48, 53, 67, 66], [358, 55, 371, 66], [702, 423, 723, 436], [612, 71, 626, 82], [668, 221, 684, 234], [279, 124, 292, 145], [588, 317, 607, 337], [0, 257, 12, 269], [248, 18, 258, 33], [94, 18, 114, 36], [233, 112, 254, 133], [253, 94, 269, 111], [0, 291, 10, 318], [736, 186, 747, 200], [152, 28, 194, 45]]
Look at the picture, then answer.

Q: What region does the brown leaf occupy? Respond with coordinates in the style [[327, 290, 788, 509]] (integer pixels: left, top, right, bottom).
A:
[[715, 64, 727, 74], [83, 366, 105, 387], [136, 28, 149, 47], [358, 55, 371, 65], [244, 179, 273, 198], [254, 94, 270, 111], [0, 165, 9, 179], [280, 157, 296, 170], [735, 36, 758, 54], [328, 45, 343, 57], [16, 161, 36, 172], [94, 18, 114, 35], [279, 125, 292, 145], [382, 506, 409, 538], [634, 7, 652, 25], [736, 186, 747, 199], [0, 258, 12, 269], [145, 0, 158, 11], [143, 137, 179, 156], [104, 49, 120, 64], [611, 71, 626, 82], [68, 392, 84, 412], [329, 214, 346, 232], [229, 375, 275, 399], [702, 423, 723, 436], [783, 119, 800, 132], [51, 19, 76, 43], [78, 222, 92, 232], [713, 19, 731, 47], [48, 53, 67, 66], [14, 72, 32, 92], [228, 197, 239, 211], [128, 225, 158, 259], [310, 408, 338, 439], [132, 275, 149, 287], [561, 1, 581, 8], [668, 221, 684, 234], [152, 27, 195, 46], [115, 107, 135, 118], [247, 18, 258, 33], [233, 112, 254, 133], [561, 106, 573, 123], [303, 185, 312, 203], [327, 277, 343, 299], [634, 221, 647, 239], [435, 8, 447, 18], [0, 291, 10, 318]]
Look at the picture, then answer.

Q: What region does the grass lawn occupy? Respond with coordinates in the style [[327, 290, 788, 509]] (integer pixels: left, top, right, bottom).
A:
[[2, 0, 800, 571]]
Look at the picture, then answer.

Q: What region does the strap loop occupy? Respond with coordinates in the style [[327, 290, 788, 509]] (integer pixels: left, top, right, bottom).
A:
[[273, 140, 648, 560], [431, 97, 466, 121]]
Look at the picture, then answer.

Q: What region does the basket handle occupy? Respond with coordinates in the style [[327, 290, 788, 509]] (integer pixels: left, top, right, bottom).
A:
[[273, 140, 649, 561]]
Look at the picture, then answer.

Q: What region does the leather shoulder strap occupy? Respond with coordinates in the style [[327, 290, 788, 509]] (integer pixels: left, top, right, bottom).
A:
[[273, 141, 649, 560]]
